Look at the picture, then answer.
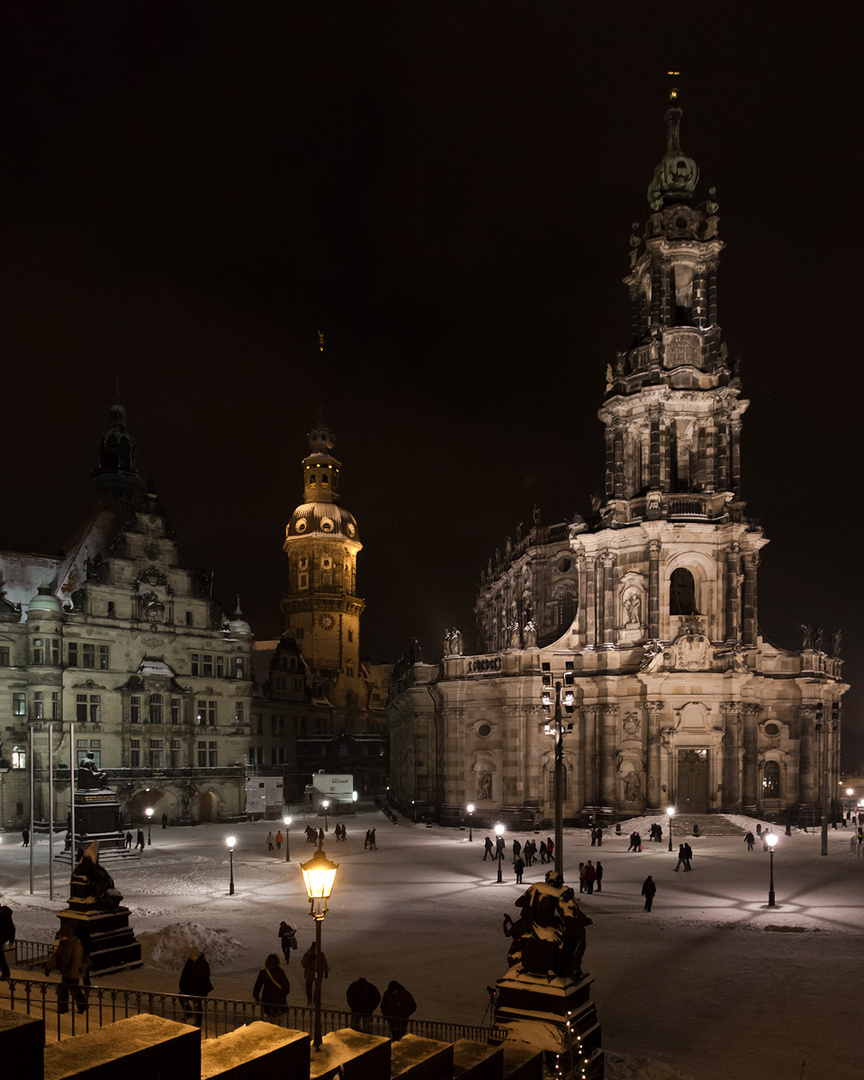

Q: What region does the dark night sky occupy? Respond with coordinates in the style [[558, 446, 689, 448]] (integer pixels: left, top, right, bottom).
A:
[[3, 5, 863, 763]]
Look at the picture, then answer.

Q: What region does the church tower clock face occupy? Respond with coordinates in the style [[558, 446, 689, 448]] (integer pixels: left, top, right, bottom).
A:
[[319, 614, 335, 629]]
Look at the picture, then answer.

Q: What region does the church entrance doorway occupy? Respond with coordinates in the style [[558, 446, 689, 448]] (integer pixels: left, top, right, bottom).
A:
[[677, 749, 709, 813], [198, 791, 219, 822]]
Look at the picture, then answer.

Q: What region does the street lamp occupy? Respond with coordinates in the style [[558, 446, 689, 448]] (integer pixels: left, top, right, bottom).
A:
[[226, 835, 236, 895], [765, 831, 778, 907], [666, 806, 675, 853], [146, 807, 153, 846], [540, 661, 574, 878], [283, 815, 292, 862], [300, 842, 339, 1049], [321, 798, 330, 833], [466, 803, 475, 842], [495, 823, 505, 883]]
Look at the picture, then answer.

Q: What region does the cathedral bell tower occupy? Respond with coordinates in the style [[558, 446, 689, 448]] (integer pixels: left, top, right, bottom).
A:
[[281, 419, 364, 703]]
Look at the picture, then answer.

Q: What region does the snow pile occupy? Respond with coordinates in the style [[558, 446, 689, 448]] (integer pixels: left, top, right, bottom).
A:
[[138, 921, 243, 971], [605, 1051, 697, 1080]]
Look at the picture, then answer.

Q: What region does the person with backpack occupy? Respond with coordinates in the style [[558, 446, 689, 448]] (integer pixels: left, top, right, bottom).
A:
[[253, 953, 290, 1017]]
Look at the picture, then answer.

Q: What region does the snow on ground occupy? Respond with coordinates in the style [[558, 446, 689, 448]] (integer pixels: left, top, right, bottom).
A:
[[2, 806, 863, 1080]]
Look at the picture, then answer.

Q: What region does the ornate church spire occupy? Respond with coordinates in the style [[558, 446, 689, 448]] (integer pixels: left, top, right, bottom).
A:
[[90, 403, 145, 499]]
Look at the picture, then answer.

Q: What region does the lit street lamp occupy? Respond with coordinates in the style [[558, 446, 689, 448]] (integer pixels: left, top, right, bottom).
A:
[[146, 807, 153, 846], [226, 835, 236, 895], [666, 806, 675, 853], [283, 815, 292, 862], [321, 798, 330, 833], [300, 842, 339, 1049], [765, 831, 778, 907], [466, 803, 475, 843], [495, 823, 505, 883]]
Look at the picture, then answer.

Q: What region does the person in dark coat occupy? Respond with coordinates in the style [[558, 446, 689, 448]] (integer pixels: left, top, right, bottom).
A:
[[682, 842, 693, 870], [674, 844, 687, 871], [253, 953, 290, 1016], [21, 828, 30, 847], [0, 904, 15, 979], [744, 831, 755, 851], [539, 840, 548, 864], [346, 976, 381, 1033], [514, 856, 525, 884], [483, 836, 494, 860], [278, 921, 297, 963], [546, 837, 555, 862], [381, 979, 417, 1040], [641, 875, 657, 911], [301, 942, 329, 1005], [595, 861, 603, 893], [124, 831, 133, 849], [583, 861, 596, 894], [179, 949, 213, 1025], [136, 829, 145, 851]]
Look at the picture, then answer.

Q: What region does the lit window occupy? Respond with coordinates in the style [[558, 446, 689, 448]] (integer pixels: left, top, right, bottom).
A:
[[12, 746, 26, 770]]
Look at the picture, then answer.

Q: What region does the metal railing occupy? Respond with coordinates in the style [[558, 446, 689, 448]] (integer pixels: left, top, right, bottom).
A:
[[1, 969, 503, 1047]]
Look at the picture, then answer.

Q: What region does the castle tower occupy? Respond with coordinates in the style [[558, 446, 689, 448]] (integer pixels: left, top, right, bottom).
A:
[[281, 419, 364, 703], [90, 404, 145, 499]]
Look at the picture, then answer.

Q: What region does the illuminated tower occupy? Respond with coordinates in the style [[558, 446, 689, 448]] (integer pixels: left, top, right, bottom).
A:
[[281, 418, 364, 704]]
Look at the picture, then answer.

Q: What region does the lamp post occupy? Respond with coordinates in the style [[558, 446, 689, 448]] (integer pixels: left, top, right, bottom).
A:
[[321, 799, 330, 833], [146, 807, 153, 846], [283, 815, 292, 862], [540, 661, 574, 879], [300, 842, 339, 1049], [495, 823, 505, 883], [765, 831, 777, 907], [226, 835, 236, 895], [666, 806, 675, 853], [466, 803, 475, 842]]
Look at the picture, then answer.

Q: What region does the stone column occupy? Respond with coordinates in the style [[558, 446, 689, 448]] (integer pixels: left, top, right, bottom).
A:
[[647, 540, 661, 640], [599, 704, 618, 809], [613, 421, 625, 498], [582, 706, 598, 807], [708, 272, 718, 326], [604, 430, 615, 500], [741, 704, 760, 811], [720, 703, 742, 810], [584, 556, 597, 647], [730, 420, 742, 494], [649, 405, 662, 490], [742, 553, 759, 646], [645, 701, 664, 809], [601, 553, 616, 645], [797, 705, 816, 808], [724, 544, 740, 642]]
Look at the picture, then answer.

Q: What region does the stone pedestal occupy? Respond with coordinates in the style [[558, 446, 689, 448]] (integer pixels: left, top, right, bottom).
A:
[[494, 973, 603, 1080], [57, 789, 138, 863]]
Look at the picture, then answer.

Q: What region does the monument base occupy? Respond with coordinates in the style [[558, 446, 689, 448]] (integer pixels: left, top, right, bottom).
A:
[[495, 972, 603, 1080], [56, 906, 142, 975], [56, 789, 139, 863]]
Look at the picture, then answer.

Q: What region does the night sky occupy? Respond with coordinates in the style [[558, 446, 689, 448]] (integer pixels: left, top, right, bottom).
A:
[[3, 6, 862, 763]]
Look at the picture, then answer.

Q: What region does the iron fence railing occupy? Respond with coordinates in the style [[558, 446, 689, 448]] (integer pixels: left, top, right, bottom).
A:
[[1, 970, 503, 1047]]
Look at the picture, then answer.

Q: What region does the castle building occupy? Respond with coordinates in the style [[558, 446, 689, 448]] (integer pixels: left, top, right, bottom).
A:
[[387, 98, 848, 826], [0, 405, 254, 830], [249, 419, 389, 803]]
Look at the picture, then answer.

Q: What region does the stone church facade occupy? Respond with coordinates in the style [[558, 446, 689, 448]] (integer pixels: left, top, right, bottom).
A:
[[0, 405, 255, 830], [388, 99, 848, 827]]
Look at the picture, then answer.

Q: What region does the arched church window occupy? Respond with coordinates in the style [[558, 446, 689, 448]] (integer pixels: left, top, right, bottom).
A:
[[669, 568, 697, 615], [762, 761, 780, 798]]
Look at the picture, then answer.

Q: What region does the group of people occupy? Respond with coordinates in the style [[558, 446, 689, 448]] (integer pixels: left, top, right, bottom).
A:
[[266, 831, 285, 851], [647, 822, 664, 843], [363, 829, 378, 849], [674, 843, 694, 871], [626, 831, 644, 851], [304, 826, 325, 845], [483, 835, 555, 866], [123, 830, 146, 851], [589, 827, 604, 846], [577, 860, 602, 893]]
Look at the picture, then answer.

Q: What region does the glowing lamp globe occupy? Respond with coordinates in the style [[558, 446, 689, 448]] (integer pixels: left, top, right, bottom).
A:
[[301, 846, 339, 912], [666, 806, 675, 818], [765, 833, 778, 849]]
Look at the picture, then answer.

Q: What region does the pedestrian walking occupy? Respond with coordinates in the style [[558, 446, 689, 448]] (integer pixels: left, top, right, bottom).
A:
[[483, 836, 493, 860], [595, 861, 603, 893], [278, 921, 297, 963], [178, 948, 213, 1026], [301, 942, 329, 1005], [44, 924, 89, 1013], [683, 842, 693, 869], [275, 830, 283, 851], [253, 953, 290, 1017], [674, 844, 687, 871], [381, 979, 417, 1041], [369, 828, 377, 850], [578, 862, 586, 893], [0, 904, 15, 979], [21, 827, 29, 848], [641, 875, 657, 911], [125, 831, 133, 849], [267, 832, 274, 851], [546, 837, 555, 862], [590, 828, 597, 847], [596, 828, 603, 847], [136, 829, 145, 851], [744, 831, 755, 851], [162, 813, 168, 829], [584, 860, 596, 895], [346, 976, 381, 1033], [514, 856, 525, 884], [512, 839, 522, 862], [628, 832, 637, 851], [539, 840, 548, 864]]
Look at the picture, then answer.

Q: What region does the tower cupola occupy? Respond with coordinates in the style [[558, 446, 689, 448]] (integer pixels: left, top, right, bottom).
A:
[[91, 403, 144, 498], [647, 90, 700, 210]]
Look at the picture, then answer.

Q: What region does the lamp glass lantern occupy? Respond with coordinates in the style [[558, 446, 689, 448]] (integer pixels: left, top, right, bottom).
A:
[[301, 846, 339, 916], [666, 805, 675, 852]]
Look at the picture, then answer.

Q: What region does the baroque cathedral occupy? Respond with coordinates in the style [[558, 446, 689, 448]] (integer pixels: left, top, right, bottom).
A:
[[387, 97, 848, 826]]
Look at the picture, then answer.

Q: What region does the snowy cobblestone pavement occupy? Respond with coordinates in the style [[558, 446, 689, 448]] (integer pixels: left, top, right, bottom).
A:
[[2, 807, 861, 1080]]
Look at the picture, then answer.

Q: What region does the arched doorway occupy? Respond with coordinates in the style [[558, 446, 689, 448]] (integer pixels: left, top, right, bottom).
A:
[[198, 790, 219, 822], [677, 749, 709, 813]]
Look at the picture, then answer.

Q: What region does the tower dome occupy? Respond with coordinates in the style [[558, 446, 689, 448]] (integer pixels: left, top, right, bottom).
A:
[[647, 95, 700, 210]]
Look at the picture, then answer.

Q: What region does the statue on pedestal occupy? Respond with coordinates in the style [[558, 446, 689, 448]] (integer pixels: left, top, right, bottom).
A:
[[502, 869, 593, 981]]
